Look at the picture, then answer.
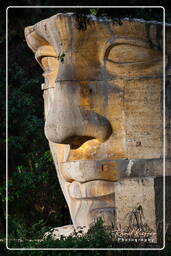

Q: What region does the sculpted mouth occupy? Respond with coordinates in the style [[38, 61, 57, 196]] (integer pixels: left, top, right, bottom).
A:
[[60, 160, 118, 199], [68, 179, 116, 199], [60, 159, 119, 183]]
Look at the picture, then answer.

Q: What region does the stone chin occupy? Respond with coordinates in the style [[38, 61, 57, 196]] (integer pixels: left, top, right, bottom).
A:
[[63, 172, 116, 228], [67, 180, 116, 228]]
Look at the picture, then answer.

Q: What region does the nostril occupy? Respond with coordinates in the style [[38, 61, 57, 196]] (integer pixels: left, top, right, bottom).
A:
[[63, 136, 95, 149], [89, 89, 93, 94]]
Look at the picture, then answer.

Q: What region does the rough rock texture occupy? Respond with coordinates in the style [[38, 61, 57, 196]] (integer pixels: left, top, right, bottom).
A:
[[43, 225, 75, 240], [25, 13, 171, 245]]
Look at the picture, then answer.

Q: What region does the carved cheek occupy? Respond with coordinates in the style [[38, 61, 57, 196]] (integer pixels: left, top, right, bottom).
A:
[[43, 88, 55, 120], [40, 55, 58, 120]]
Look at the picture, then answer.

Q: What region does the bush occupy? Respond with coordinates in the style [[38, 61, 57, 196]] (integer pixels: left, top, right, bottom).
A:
[[3, 219, 170, 252]]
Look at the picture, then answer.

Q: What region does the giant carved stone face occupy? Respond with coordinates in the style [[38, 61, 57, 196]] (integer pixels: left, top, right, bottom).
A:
[[25, 13, 171, 231]]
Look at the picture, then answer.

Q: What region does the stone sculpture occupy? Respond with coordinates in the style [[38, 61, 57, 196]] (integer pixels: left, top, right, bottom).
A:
[[25, 13, 171, 244]]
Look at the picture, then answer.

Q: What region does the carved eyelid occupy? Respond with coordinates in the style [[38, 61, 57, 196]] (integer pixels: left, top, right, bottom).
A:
[[104, 38, 162, 63]]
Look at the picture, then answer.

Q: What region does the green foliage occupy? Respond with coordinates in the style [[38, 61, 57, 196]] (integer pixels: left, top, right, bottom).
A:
[[0, 219, 170, 255], [7, 147, 67, 233], [89, 8, 98, 16], [8, 217, 51, 240]]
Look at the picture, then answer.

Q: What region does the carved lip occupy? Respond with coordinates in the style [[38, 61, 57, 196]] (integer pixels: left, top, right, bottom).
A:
[[60, 159, 119, 183], [68, 179, 115, 199]]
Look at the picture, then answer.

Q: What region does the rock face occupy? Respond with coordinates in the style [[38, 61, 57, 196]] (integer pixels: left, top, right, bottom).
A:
[[43, 225, 75, 240], [25, 13, 171, 245]]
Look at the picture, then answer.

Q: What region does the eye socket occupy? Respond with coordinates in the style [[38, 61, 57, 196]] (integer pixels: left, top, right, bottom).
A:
[[105, 44, 162, 64], [40, 57, 58, 90]]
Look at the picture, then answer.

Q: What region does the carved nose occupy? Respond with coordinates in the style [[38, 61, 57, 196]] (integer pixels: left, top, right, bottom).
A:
[[45, 82, 112, 149]]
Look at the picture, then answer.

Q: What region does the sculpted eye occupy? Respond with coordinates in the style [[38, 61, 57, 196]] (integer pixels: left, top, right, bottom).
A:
[[35, 45, 57, 71], [105, 44, 162, 64], [35, 47, 58, 91], [105, 42, 163, 77]]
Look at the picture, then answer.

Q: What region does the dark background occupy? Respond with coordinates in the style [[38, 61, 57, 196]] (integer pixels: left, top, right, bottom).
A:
[[1, 0, 171, 238]]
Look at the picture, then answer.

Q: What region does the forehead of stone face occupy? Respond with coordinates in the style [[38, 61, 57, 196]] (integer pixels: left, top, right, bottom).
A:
[[25, 13, 167, 53], [25, 14, 169, 81]]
